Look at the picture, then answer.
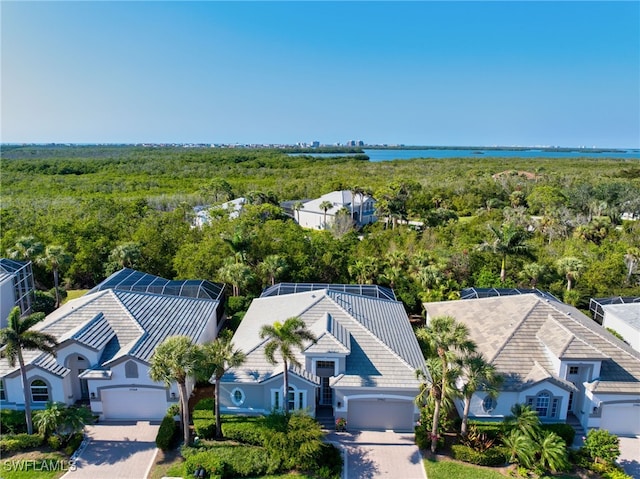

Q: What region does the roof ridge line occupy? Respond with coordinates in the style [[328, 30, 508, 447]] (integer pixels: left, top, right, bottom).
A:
[[326, 294, 416, 373], [488, 297, 539, 363]]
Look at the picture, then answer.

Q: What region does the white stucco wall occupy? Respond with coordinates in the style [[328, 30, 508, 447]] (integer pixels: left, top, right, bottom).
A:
[[3, 369, 66, 409]]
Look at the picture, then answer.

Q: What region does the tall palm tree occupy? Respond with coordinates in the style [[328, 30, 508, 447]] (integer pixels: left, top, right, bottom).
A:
[[624, 247, 640, 284], [6, 236, 44, 262], [199, 330, 246, 439], [259, 255, 287, 286], [0, 307, 57, 434], [478, 223, 531, 283], [319, 200, 334, 229], [457, 352, 503, 436], [218, 257, 253, 296], [555, 256, 585, 291], [415, 315, 476, 452], [109, 242, 142, 269], [149, 336, 203, 445], [259, 317, 316, 414], [293, 201, 304, 223], [36, 245, 72, 308]]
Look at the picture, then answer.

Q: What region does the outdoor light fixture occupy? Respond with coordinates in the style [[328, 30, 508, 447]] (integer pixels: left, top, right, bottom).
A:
[[90, 392, 96, 399]]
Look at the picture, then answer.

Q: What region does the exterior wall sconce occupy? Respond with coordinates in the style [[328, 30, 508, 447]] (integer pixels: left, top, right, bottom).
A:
[[90, 392, 96, 399], [337, 401, 342, 408], [171, 392, 176, 399]]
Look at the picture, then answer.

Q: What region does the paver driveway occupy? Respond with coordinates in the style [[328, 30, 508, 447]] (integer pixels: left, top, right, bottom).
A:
[[618, 436, 640, 479], [63, 421, 160, 479], [327, 430, 427, 479]]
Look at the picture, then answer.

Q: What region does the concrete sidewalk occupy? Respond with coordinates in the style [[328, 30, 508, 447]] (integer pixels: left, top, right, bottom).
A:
[[63, 421, 160, 479], [326, 429, 427, 479]]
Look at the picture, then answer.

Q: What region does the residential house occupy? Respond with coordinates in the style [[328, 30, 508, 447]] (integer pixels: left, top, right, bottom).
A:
[[590, 297, 640, 352], [424, 293, 640, 436], [220, 283, 425, 431], [0, 259, 35, 328], [0, 268, 224, 421], [193, 197, 247, 227], [296, 190, 376, 230]]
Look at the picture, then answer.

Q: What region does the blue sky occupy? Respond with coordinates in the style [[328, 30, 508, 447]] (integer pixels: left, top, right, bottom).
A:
[[2, 1, 638, 147]]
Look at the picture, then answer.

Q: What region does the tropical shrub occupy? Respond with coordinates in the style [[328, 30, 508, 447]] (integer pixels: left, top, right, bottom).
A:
[[64, 432, 84, 455], [47, 434, 63, 450], [221, 422, 265, 446], [584, 428, 621, 465], [540, 423, 575, 447], [0, 433, 44, 453], [603, 468, 633, 479], [156, 415, 178, 450], [451, 444, 508, 466], [0, 409, 28, 434], [183, 450, 225, 479]]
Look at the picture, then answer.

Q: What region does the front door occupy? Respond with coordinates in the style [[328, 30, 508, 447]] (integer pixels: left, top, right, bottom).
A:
[[79, 369, 89, 400], [320, 377, 333, 406]]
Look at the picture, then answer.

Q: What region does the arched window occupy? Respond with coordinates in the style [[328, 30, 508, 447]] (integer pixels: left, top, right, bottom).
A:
[[125, 361, 139, 378], [31, 379, 49, 402], [230, 388, 245, 406]]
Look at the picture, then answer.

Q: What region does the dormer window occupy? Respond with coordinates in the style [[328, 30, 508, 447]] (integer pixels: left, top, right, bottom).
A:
[[569, 366, 579, 375]]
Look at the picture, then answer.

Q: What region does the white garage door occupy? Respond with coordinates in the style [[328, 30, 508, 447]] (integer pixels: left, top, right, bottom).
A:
[[600, 404, 640, 436], [101, 388, 168, 421], [347, 399, 414, 431]]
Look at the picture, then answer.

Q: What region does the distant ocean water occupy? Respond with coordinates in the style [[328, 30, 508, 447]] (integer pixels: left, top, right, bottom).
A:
[[290, 148, 640, 161]]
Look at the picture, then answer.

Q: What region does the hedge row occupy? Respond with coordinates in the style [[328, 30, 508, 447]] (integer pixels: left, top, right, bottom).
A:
[[221, 422, 267, 446], [0, 433, 44, 453], [183, 445, 275, 479], [451, 444, 509, 466], [0, 410, 28, 434]]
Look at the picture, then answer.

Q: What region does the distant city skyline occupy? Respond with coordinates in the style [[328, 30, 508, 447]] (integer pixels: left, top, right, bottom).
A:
[[2, 1, 639, 148]]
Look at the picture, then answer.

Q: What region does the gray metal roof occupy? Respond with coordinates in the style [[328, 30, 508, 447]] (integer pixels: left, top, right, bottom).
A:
[[0, 277, 221, 378], [425, 294, 640, 393], [460, 287, 559, 302], [89, 268, 224, 301]]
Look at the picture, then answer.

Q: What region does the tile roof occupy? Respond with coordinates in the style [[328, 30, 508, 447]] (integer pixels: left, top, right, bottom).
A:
[[424, 294, 640, 393], [224, 287, 425, 389]]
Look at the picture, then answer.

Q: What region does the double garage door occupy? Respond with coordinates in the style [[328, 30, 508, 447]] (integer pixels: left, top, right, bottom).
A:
[[101, 388, 168, 421], [347, 399, 415, 431], [600, 403, 640, 436]]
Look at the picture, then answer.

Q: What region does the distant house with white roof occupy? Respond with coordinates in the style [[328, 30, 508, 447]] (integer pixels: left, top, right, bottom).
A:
[[296, 190, 376, 230], [590, 297, 640, 352], [0, 268, 224, 421], [193, 197, 246, 227]]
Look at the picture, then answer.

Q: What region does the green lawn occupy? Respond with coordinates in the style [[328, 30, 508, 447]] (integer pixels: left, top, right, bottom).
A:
[[0, 452, 70, 479], [63, 290, 89, 303], [423, 458, 506, 479]]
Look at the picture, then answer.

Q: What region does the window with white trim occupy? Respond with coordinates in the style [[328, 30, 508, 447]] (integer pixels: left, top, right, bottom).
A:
[[535, 392, 550, 416], [271, 386, 306, 411], [568, 366, 579, 375], [482, 395, 496, 413], [31, 379, 49, 402], [231, 388, 245, 406]]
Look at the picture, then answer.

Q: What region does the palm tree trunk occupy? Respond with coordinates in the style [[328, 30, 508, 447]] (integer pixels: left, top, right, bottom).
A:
[[179, 381, 190, 445], [431, 397, 441, 453], [18, 351, 34, 435], [567, 276, 573, 291], [461, 396, 472, 436], [215, 377, 222, 439], [283, 358, 289, 414], [500, 256, 506, 283], [53, 268, 61, 308]]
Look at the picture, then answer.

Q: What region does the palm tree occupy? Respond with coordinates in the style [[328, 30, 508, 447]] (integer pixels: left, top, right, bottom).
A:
[[259, 255, 287, 286], [319, 200, 334, 228], [555, 256, 585, 291], [415, 316, 476, 452], [502, 428, 536, 468], [457, 352, 503, 436], [478, 223, 531, 283], [624, 247, 640, 284], [259, 317, 316, 414], [149, 336, 203, 446], [504, 403, 541, 439], [538, 431, 570, 473], [518, 262, 546, 288], [6, 236, 44, 262], [199, 330, 246, 439], [218, 257, 253, 296], [108, 242, 142, 269], [36, 245, 72, 308], [0, 307, 57, 434], [293, 201, 304, 223]]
